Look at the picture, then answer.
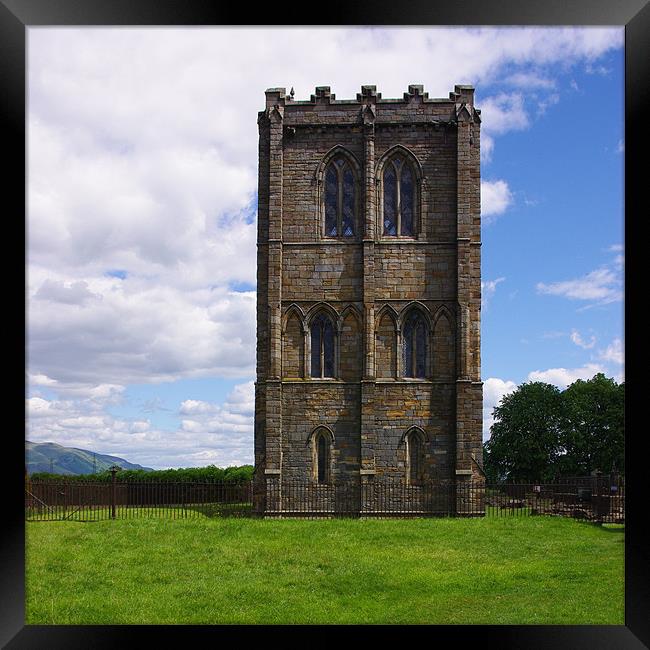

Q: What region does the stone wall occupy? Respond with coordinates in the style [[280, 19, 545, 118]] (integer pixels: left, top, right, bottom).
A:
[[281, 383, 361, 482], [282, 246, 363, 302], [372, 382, 455, 481], [374, 246, 456, 300]]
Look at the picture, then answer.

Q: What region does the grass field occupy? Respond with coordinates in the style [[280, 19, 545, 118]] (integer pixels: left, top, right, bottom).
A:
[[25, 516, 624, 625]]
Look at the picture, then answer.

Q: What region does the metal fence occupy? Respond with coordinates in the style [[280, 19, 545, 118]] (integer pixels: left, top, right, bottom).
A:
[[25, 477, 624, 523], [25, 480, 253, 521]]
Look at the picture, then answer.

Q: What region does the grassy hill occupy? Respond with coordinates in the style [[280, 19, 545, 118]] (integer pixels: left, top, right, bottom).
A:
[[26, 440, 153, 476]]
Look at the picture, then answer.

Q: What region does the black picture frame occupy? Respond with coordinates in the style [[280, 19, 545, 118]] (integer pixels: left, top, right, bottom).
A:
[[4, 1, 647, 647]]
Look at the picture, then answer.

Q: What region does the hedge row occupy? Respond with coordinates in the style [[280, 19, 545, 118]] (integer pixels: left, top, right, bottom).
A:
[[28, 464, 255, 483]]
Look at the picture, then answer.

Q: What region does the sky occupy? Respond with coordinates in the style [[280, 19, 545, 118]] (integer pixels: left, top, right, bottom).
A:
[[26, 27, 624, 469]]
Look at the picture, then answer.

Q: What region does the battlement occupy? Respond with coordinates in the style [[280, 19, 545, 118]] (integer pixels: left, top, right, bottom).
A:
[[265, 83, 474, 106], [261, 84, 480, 128]]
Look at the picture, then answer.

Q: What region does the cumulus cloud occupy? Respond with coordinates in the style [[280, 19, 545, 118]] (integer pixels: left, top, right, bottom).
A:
[[482, 377, 518, 441], [481, 179, 513, 222], [26, 380, 255, 469], [28, 269, 256, 385], [527, 363, 606, 389], [480, 133, 495, 163], [536, 266, 623, 307], [478, 92, 530, 135], [179, 400, 218, 416], [34, 279, 101, 305]]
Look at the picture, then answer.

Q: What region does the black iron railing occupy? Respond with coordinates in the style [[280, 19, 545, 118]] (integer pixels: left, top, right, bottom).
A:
[[25, 477, 624, 523]]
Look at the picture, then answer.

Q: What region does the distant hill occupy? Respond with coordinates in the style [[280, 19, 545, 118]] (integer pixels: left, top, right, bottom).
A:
[[26, 440, 154, 476]]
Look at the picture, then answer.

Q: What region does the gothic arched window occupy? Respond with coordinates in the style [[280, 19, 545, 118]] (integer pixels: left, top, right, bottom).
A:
[[316, 432, 331, 484], [310, 312, 335, 378], [406, 429, 424, 484], [402, 311, 427, 378], [383, 156, 415, 237], [324, 157, 356, 237]]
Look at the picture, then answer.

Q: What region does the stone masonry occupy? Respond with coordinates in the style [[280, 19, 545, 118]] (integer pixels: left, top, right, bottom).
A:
[[254, 84, 484, 513]]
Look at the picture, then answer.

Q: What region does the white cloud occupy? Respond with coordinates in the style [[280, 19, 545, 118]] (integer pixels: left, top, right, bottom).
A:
[[34, 279, 101, 305], [29, 373, 59, 387], [478, 92, 530, 135], [179, 400, 218, 416], [480, 133, 495, 163], [527, 364, 606, 389], [481, 277, 505, 309], [222, 380, 255, 416], [482, 377, 518, 441], [28, 268, 256, 385], [596, 338, 624, 366], [481, 179, 513, 222], [570, 329, 596, 349], [504, 72, 556, 89], [606, 244, 624, 271], [585, 63, 611, 75], [26, 381, 256, 469], [536, 266, 622, 306]]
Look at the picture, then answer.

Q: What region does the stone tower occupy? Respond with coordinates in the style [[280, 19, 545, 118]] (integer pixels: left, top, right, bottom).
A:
[[254, 84, 483, 513]]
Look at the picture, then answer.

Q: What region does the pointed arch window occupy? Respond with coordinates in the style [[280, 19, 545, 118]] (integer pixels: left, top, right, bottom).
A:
[[406, 429, 424, 484], [311, 312, 335, 378], [324, 157, 356, 237], [313, 428, 332, 484], [383, 156, 416, 237], [402, 311, 427, 378]]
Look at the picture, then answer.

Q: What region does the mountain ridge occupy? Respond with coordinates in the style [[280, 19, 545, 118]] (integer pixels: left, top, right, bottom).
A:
[[26, 440, 154, 475]]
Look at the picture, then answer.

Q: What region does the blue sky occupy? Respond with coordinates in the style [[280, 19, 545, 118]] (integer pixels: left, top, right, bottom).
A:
[[27, 27, 624, 468], [481, 52, 623, 380]]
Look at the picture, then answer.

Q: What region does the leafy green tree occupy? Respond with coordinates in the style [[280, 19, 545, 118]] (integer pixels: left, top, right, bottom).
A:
[[558, 373, 624, 476], [483, 382, 565, 482]]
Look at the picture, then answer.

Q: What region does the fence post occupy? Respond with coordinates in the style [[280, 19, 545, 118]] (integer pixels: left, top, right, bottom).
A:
[[110, 465, 118, 519], [451, 479, 457, 517]]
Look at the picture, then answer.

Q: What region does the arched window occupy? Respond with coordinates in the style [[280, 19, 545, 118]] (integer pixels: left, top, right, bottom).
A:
[[310, 312, 335, 378], [406, 429, 424, 484], [383, 155, 415, 237], [376, 309, 397, 379], [402, 311, 427, 378], [313, 428, 332, 484], [324, 157, 356, 237]]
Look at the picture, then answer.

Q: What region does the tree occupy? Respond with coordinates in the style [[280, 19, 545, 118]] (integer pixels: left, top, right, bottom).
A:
[[483, 382, 565, 482], [558, 373, 624, 476]]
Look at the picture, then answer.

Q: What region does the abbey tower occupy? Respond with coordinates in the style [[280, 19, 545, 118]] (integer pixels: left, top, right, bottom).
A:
[[254, 84, 483, 513]]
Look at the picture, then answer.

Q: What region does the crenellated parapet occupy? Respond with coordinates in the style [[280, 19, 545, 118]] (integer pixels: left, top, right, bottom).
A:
[[275, 84, 474, 129]]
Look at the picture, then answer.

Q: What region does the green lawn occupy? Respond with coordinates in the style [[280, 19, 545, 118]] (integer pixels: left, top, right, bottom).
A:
[[25, 516, 624, 625]]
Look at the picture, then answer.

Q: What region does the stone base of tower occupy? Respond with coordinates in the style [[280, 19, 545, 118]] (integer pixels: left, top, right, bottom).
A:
[[454, 379, 485, 515]]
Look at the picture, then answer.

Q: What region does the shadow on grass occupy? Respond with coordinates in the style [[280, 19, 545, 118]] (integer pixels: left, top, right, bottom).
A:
[[184, 503, 254, 518], [571, 519, 625, 534]]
